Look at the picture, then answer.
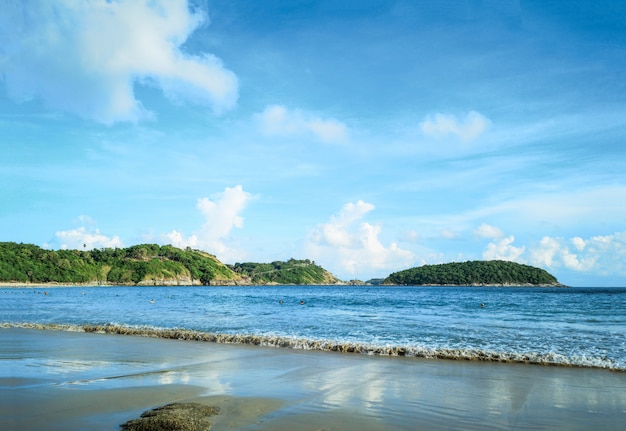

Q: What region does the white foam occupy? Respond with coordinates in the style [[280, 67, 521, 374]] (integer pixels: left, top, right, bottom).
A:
[[3, 322, 622, 371]]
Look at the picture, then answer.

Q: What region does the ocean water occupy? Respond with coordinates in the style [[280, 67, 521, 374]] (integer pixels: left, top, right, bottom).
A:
[[1, 285, 625, 370]]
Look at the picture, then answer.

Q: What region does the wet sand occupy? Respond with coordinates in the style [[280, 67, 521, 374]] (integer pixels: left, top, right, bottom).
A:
[[1, 327, 625, 430]]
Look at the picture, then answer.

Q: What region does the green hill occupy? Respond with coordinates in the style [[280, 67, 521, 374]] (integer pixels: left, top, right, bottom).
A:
[[0, 242, 343, 286], [231, 259, 341, 285], [384, 260, 563, 286], [0, 242, 240, 285]]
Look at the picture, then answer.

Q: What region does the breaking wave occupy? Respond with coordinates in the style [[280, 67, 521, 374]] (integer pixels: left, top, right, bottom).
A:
[[3, 322, 622, 371]]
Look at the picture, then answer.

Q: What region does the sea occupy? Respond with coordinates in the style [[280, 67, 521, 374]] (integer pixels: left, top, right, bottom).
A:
[[1, 284, 625, 371]]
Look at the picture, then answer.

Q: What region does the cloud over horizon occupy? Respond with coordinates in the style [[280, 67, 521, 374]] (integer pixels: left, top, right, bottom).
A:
[[473, 223, 626, 279], [164, 185, 252, 262], [0, 0, 238, 123], [50, 225, 123, 251], [528, 232, 626, 276], [305, 200, 414, 279]]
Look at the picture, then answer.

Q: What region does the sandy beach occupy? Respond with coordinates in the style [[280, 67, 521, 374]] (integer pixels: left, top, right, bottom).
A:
[[2, 327, 625, 430]]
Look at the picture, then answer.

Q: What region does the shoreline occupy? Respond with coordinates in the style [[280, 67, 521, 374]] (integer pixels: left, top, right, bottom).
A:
[[2, 321, 622, 371], [3, 327, 625, 431], [0, 281, 349, 287], [0, 281, 569, 288]]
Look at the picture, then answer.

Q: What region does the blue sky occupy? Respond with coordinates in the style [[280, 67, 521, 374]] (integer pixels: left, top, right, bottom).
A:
[[1, 1, 626, 286]]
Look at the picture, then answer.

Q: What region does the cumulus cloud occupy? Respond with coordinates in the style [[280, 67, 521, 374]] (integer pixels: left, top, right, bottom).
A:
[[305, 200, 414, 278], [529, 236, 596, 272], [0, 0, 237, 123], [51, 225, 123, 250], [163, 185, 252, 262], [528, 236, 560, 268], [420, 110, 490, 142], [473, 223, 526, 262], [475, 224, 626, 276], [528, 233, 626, 274], [571, 236, 586, 251], [474, 223, 505, 239], [255, 105, 349, 144], [482, 235, 525, 261]]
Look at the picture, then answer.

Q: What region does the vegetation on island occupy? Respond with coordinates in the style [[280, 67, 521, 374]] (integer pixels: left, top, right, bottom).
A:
[[0, 242, 239, 285], [0, 242, 341, 286], [384, 260, 562, 286], [230, 259, 341, 285], [0, 242, 562, 287]]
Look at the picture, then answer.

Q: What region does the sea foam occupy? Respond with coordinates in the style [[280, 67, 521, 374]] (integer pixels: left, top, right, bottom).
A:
[[3, 322, 621, 371]]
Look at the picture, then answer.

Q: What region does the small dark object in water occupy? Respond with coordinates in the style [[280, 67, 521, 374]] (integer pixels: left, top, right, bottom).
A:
[[120, 402, 219, 431]]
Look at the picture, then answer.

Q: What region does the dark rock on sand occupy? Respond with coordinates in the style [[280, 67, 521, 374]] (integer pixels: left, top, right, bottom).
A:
[[120, 402, 220, 431]]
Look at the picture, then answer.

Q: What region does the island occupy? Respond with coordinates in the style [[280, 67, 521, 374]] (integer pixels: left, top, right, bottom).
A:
[[384, 260, 564, 286], [0, 242, 339, 286], [0, 242, 564, 287], [231, 259, 340, 285]]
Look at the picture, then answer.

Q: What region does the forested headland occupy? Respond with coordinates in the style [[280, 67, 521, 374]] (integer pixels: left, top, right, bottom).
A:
[[384, 260, 563, 286], [1, 242, 563, 287], [0, 242, 236, 285], [0, 242, 340, 286], [232, 259, 340, 284]]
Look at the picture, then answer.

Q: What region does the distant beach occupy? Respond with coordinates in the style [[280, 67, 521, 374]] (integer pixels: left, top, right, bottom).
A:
[[2, 327, 625, 431]]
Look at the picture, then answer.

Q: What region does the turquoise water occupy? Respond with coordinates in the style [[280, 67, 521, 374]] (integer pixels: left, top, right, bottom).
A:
[[1, 285, 625, 369]]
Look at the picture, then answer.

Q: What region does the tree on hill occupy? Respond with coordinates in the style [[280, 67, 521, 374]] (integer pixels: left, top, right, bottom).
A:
[[384, 260, 561, 286], [0, 242, 237, 285], [231, 258, 340, 284], [0, 243, 341, 286]]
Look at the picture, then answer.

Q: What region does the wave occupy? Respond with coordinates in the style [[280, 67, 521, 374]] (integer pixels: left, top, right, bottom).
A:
[[3, 322, 622, 371]]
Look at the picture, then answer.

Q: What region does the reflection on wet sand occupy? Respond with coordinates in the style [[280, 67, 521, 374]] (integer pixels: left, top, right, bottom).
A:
[[2, 328, 625, 431]]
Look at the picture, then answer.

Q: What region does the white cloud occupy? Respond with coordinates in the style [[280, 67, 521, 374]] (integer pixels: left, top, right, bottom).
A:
[[305, 200, 414, 279], [0, 0, 237, 123], [528, 236, 561, 268], [482, 235, 525, 261], [164, 229, 198, 250], [571, 236, 586, 252], [529, 232, 626, 274], [529, 236, 596, 272], [561, 249, 592, 272], [420, 110, 490, 142], [255, 105, 349, 144], [52, 226, 123, 250], [163, 185, 252, 262], [474, 223, 505, 239], [473, 224, 626, 278]]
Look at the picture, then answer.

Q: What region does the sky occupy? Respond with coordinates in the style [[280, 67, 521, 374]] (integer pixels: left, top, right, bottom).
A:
[[1, 0, 626, 286]]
